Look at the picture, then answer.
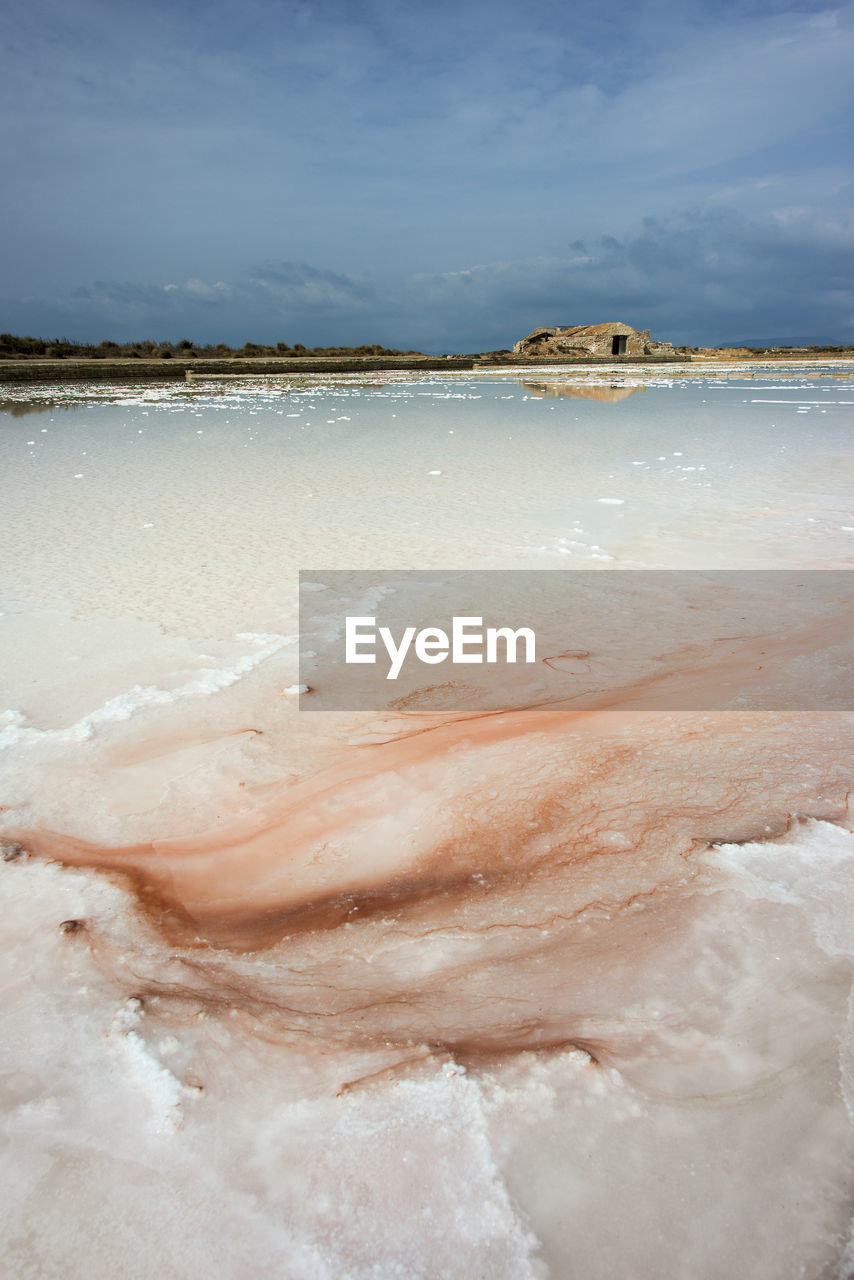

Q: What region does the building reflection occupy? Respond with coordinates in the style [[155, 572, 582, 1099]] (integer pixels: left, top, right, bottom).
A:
[[520, 381, 647, 402]]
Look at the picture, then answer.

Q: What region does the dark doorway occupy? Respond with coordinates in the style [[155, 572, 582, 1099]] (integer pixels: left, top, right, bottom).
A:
[[611, 335, 627, 355]]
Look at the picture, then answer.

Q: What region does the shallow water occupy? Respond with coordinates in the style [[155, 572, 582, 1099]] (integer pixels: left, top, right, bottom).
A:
[[2, 364, 854, 1278]]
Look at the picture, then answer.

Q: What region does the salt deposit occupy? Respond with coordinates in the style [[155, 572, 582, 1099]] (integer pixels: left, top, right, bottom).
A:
[[1, 365, 854, 1278]]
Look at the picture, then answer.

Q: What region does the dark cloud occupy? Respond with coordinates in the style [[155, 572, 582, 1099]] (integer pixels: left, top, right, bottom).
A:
[[3, 204, 851, 349], [1, 1, 851, 345], [245, 261, 375, 308], [401, 204, 854, 349], [70, 281, 180, 308]]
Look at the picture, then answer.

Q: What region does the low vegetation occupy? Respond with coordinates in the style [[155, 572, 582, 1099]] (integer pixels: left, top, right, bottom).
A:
[[2, 333, 852, 364], [0, 334, 425, 359]]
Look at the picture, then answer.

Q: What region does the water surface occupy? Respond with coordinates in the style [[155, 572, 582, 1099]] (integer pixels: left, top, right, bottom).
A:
[[2, 364, 854, 1279]]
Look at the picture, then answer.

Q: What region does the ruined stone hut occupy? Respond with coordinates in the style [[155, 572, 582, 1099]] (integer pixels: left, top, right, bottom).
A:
[[513, 322, 673, 358]]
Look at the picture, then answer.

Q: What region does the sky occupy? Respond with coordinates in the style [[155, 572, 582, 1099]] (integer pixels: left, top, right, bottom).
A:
[[1, 0, 852, 351]]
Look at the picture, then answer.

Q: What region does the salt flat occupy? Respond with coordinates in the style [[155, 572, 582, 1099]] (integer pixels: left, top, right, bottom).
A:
[[1, 365, 854, 1279]]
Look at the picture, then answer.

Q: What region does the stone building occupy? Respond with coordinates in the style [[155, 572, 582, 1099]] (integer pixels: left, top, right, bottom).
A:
[[513, 321, 673, 358]]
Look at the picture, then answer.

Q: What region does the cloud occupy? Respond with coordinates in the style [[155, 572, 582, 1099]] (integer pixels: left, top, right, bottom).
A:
[[399, 204, 854, 348], [3, 204, 852, 350], [1, 0, 851, 345], [245, 262, 375, 310], [0, 260, 379, 345], [64, 261, 372, 317]]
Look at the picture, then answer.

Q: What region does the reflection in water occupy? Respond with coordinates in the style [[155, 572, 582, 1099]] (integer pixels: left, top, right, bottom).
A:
[[0, 398, 90, 417], [520, 380, 646, 402]]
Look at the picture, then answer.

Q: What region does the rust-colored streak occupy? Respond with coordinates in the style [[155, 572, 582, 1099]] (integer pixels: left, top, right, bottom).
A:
[[10, 708, 853, 957]]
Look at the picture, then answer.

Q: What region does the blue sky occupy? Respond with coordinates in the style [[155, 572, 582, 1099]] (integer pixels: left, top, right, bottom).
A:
[[2, 0, 852, 350]]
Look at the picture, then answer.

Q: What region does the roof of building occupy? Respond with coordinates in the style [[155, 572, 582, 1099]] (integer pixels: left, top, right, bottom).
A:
[[550, 322, 636, 336]]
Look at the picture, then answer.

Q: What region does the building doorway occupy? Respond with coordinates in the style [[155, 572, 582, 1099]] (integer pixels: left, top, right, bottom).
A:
[[611, 335, 627, 355]]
